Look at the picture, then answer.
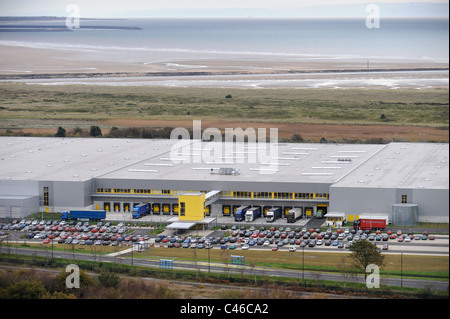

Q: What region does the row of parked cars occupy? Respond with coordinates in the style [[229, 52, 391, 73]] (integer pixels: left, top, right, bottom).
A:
[[0, 219, 145, 247], [154, 227, 436, 252]]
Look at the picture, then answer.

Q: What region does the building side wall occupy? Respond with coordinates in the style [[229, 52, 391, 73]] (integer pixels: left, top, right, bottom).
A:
[[329, 187, 396, 222], [412, 188, 449, 223]]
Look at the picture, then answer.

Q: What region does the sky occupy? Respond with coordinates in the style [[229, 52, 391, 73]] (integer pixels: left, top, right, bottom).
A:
[[0, 0, 448, 18]]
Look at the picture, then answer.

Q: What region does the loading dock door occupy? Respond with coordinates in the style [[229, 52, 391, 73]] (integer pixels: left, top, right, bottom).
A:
[[0, 206, 6, 218], [172, 203, 179, 215], [223, 205, 231, 216], [163, 204, 170, 215]]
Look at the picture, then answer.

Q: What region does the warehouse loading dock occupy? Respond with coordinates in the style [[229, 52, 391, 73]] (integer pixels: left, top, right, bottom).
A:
[[0, 138, 447, 224]]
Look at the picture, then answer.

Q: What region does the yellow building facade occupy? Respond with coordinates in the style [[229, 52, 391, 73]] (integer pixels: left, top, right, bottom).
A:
[[178, 193, 206, 221]]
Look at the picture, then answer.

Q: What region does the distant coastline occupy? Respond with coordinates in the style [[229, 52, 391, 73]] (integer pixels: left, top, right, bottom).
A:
[[0, 16, 142, 32], [0, 67, 448, 80]]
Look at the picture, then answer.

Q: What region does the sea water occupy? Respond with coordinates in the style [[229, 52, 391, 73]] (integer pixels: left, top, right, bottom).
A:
[[0, 18, 448, 88], [1, 18, 448, 63]]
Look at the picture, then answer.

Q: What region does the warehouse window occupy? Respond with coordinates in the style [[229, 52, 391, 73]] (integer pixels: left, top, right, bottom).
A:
[[401, 195, 407, 203], [180, 202, 185, 216], [43, 187, 49, 206]]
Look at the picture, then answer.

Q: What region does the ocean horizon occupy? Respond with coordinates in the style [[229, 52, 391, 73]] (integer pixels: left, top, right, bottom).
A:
[[0, 18, 448, 64]]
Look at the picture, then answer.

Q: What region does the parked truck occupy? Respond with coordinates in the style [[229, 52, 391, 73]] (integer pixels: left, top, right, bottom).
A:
[[132, 203, 151, 219], [353, 218, 386, 230], [245, 207, 261, 222], [316, 209, 325, 219], [286, 208, 302, 223], [61, 210, 106, 221], [234, 205, 250, 222], [266, 207, 282, 222]]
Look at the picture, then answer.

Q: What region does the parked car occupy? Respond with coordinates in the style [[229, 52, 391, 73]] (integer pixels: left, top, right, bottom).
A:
[[382, 244, 389, 250], [289, 246, 296, 252]]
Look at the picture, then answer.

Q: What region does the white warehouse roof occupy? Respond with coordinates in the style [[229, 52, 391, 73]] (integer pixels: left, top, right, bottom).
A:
[[0, 137, 448, 191]]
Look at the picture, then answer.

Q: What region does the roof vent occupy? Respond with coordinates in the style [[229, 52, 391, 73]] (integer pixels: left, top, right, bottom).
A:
[[211, 167, 240, 176]]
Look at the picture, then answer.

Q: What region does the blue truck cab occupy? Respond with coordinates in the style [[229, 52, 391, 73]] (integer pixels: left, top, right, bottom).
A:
[[132, 203, 151, 219]]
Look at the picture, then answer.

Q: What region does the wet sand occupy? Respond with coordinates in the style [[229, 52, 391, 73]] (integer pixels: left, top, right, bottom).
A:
[[1, 44, 448, 82]]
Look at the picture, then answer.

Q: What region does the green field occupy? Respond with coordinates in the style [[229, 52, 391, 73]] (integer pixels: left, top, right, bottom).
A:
[[0, 83, 448, 128]]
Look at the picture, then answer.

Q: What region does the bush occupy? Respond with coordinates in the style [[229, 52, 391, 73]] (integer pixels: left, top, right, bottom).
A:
[[55, 126, 66, 137], [89, 125, 102, 137], [98, 271, 120, 288]]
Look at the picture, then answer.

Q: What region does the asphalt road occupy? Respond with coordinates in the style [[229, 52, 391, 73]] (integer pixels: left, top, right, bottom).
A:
[[1, 245, 448, 292]]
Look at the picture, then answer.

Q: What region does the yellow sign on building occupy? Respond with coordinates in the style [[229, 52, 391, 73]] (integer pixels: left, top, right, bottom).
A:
[[178, 193, 206, 221]]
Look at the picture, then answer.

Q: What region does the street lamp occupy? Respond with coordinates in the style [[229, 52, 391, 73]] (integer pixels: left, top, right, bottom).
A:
[[400, 251, 403, 289], [302, 245, 305, 282]]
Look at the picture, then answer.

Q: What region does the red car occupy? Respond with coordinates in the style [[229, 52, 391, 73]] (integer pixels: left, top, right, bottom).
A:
[[43, 239, 51, 244], [91, 228, 98, 233], [390, 234, 396, 239], [272, 246, 278, 251], [386, 230, 393, 235]]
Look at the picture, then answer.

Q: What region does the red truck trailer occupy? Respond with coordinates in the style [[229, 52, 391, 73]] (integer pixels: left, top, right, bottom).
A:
[[353, 218, 386, 230]]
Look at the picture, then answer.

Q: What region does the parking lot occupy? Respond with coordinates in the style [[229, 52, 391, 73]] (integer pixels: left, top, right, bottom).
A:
[[0, 219, 448, 256], [152, 225, 448, 254], [0, 219, 146, 248]]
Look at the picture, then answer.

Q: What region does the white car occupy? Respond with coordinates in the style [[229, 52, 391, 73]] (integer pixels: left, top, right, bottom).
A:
[[317, 239, 323, 245], [263, 240, 270, 246], [242, 244, 250, 250], [289, 246, 296, 252], [405, 236, 411, 242]]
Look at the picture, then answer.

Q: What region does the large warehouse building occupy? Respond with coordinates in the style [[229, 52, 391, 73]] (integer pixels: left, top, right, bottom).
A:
[[0, 136, 448, 224]]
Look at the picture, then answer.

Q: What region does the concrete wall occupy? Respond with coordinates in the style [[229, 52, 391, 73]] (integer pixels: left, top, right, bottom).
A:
[[329, 186, 449, 223], [0, 195, 39, 219]]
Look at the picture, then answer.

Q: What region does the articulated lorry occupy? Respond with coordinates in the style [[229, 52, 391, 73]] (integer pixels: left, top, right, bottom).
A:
[[353, 218, 387, 230], [61, 210, 106, 221], [266, 207, 282, 222], [286, 208, 302, 223], [234, 205, 250, 222], [245, 207, 261, 222], [132, 203, 151, 219]]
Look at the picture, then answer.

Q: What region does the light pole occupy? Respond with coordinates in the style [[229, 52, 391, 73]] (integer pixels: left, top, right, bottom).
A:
[[208, 246, 211, 274], [400, 251, 403, 289], [302, 245, 305, 282]]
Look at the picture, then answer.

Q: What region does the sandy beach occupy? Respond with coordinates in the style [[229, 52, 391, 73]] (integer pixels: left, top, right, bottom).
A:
[[0, 45, 448, 89]]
